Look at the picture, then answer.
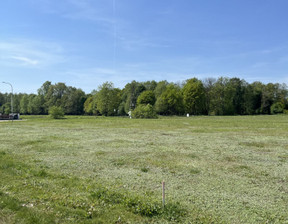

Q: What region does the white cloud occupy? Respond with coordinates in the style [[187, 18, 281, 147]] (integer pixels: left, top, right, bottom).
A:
[[0, 39, 65, 68], [10, 56, 39, 66]]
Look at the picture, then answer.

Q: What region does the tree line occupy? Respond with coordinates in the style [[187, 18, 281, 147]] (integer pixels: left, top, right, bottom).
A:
[[0, 77, 287, 116]]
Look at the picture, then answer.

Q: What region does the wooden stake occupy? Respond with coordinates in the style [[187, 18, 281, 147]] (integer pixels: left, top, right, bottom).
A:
[[162, 181, 165, 208]]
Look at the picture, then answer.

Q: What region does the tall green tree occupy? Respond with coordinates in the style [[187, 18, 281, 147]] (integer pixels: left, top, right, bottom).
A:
[[154, 80, 168, 99], [182, 78, 206, 115], [20, 94, 29, 114], [155, 84, 184, 115], [137, 90, 156, 106], [121, 81, 146, 113], [95, 82, 121, 116], [243, 82, 263, 115], [63, 87, 86, 115], [203, 78, 217, 114], [208, 77, 227, 115]]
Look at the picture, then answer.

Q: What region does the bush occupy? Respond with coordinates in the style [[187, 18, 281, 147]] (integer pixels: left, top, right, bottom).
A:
[[270, 102, 284, 114], [132, 104, 158, 119], [48, 106, 65, 119]]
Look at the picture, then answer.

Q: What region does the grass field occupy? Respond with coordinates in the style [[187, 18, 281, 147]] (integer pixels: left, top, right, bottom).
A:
[[0, 115, 288, 223]]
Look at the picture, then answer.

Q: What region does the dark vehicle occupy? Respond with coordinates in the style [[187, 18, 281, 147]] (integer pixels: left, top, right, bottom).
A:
[[0, 113, 20, 120]]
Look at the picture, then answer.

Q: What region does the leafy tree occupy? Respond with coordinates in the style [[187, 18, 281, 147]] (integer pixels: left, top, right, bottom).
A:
[[44, 82, 68, 109], [227, 78, 245, 115], [261, 83, 277, 114], [142, 80, 157, 91], [182, 78, 206, 115], [270, 102, 285, 114], [38, 81, 52, 96], [132, 104, 158, 119], [95, 82, 121, 116], [122, 81, 146, 113], [208, 77, 227, 115], [155, 84, 184, 115], [49, 106, 65, 119], [84, 95, 94, 115], [203, 78, 217, 114], [243, 82, 263, 115], [0, 92, 4, 108], [154, 80, 168, 98], [37, 81, 52, 113], [208, 77, 246, 115], [137, 90, 156, 105], [27, 94, 42, 115], [63, 87, 86, 115], [20, 94, 29, 114], [0, 102, 11, 114]]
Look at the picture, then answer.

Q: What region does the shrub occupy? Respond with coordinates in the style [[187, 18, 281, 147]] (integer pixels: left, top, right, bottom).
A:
[[132, 104, 158, 119], [48, 106, 65, 119], [270, 102, 284, 114]]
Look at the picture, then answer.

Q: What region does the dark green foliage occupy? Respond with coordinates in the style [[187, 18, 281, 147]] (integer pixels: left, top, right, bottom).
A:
[[48, 106, 65, 119], [1, 78, 287, 116], [155, 84, 184, 115], [132, 104, 158, 119], [137, 90, 156, 105], [94, 82, 121, 116], [270, 102, 285, 114], [121, 81, 146, 113], [183, 78, 206, 115]]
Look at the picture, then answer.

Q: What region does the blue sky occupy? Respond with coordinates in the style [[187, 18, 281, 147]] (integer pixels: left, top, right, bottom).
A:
[[1, 0, 288, 93]]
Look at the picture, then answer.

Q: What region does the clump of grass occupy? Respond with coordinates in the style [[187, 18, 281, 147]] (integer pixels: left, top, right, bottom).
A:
[[279, 155, 288, 162], [0, 151, 6, 156], [223, 155, 239, 162], [188, 153, 199, 159], [112, 158, 126, 167], [33, 169, 49, 177], [140, 167, 149, 173], [189, 167, 201, 175], [240, 141, 266, 148], [90, 184, 187, 222]]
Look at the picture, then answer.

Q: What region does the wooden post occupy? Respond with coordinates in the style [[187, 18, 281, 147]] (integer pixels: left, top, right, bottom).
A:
[[162, 181, 165, 208]]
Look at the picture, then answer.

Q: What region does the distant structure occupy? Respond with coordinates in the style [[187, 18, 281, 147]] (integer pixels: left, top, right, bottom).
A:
[[0, 113, 20, 120]]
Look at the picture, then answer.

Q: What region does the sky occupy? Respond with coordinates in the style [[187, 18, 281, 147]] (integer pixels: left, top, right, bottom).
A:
[[0, 0, 288, 94]]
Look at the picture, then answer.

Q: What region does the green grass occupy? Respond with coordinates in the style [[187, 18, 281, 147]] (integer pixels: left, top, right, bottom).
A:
[[0, 115, 288, 223]]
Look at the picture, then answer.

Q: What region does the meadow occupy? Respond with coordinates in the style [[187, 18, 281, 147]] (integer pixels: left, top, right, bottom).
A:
[[0, 115, 287, 223]]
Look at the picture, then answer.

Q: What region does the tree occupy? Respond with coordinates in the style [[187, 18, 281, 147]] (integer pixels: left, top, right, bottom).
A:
[[270, 102, 285, 114], [137, 90, 156, 106], [27, 94, 42, 115], [208, 77, 245, 115], [20, 94, 29, 114], [95, 82, 121, 116], [208, 77, 227, 115], [203, 78, 216, 114], [154, 80, 168, 99], [121, 81, 146, 113], [243, 82, 263, 115], [142, 80, 157, 91], [182, 78, 206, 115], [63, 87, 86, 115], [49, 106, 65, 119], [84, 95, 94, 115], [261, 83, 277, 114], [45, 82, 68, 109], [155, 84, 184, 115]]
